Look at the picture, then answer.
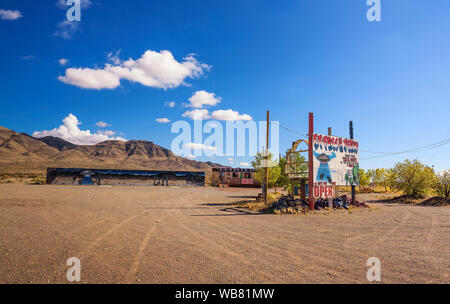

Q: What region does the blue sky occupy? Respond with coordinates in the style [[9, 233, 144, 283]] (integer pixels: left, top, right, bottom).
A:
[[0, 0, 449, 170]]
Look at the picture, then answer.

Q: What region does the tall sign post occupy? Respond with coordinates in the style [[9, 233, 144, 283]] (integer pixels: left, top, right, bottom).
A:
[[308, 113, 314, 210], [264, 111, 270, 205], [350, 121, 356, 203]]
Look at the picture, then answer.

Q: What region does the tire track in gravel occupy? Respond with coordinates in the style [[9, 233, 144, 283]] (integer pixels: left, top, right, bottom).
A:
[[169, 205, 283, 283], [406, 207, 448, 283], [173, 204, 359, 283], [125, 210, 174, 283], [343, 205, 411, 253]]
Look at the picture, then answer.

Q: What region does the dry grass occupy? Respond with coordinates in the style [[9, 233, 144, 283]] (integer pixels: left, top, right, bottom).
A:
[[0, 173, 46, 185]]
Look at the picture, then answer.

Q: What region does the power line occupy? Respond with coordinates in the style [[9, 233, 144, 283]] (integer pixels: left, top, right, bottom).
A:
[[360, 138, 450, 160], [275, 122, 450, 161], [272, 122, 307, 137]]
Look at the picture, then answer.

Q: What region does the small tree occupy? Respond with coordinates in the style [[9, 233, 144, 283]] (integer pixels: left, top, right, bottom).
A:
[[275, 152, 308, 195], [359, 169, 370, 187], [251, 151, 281, 191], [276, 156, 291, 193], [389, 159, 436, 196], [434, 170, 450, 198], [367, 169, 376, 184], [374, 168, 389, 191]]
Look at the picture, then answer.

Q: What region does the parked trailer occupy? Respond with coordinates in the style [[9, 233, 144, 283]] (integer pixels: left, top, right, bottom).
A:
[[212, 167, 261, 188]]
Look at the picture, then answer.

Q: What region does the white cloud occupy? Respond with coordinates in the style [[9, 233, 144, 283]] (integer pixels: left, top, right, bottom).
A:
[[182, 109, 210, 120], [165, 101, 176, 108], [187, 90, 221, 108], [0, 9, 23, 20], [187, 154, 196, 160], [33, 114, 126, 145], [239, 162, 250, 167], [59, 50, 210, 90], [59, 58, 69, 66], [211, 109, 252, 121], [54, 20, 80, 39], [155, 118, 170, 123], [96, 121, 111, 128], [228, 157, 234, 164], [58, 67, 121, 89], [184, 142, 218, 152]]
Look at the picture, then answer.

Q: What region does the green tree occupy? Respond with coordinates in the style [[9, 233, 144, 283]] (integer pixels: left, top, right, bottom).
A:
[[434, 170, 450, 198], [251, 151, 281, 191], [276, 152, 307, 194], [359, 169, 370, 187], [372, 168, 389, 191], [389, 159, 436, 196], [367, 169, 376, 184]]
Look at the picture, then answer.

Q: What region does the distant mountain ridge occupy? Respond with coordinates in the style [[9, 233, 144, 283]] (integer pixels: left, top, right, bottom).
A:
[[0, 126, 226, 174]]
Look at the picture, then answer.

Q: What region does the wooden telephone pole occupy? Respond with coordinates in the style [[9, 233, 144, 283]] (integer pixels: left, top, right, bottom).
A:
[[308, 113, 314, 210], [264, 111, 269, 204]]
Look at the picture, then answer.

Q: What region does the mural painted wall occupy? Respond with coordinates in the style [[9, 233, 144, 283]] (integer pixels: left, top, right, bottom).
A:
[[312, 134, 359, 198]]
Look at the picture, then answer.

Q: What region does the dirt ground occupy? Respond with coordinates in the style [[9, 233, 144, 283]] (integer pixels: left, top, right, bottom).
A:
[[0, 184, 448, 284]]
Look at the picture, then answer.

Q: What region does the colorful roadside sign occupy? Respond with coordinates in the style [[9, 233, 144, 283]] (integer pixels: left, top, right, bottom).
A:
[[312, 134, 359, 198]]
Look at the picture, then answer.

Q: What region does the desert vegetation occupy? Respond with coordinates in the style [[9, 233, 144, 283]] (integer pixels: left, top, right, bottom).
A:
[[252, 153, 449, 204]]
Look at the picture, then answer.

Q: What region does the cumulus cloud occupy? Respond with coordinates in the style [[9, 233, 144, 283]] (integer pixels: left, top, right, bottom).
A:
[[58, 67, 120, 89], [187, 90, 221, 108], [211, 109, 252, 121], [155, 118, 170, 123], [165, 101, 175, 108], [182, 109, 210, 120], [58, 50, 210, 90], [96, 121, 111, 128], [227, 157, 234, 164], [59, 58, 69, 66], [0, 9, 23, 20], [239, 162, 250, 167], [33, 114, 126, 145]]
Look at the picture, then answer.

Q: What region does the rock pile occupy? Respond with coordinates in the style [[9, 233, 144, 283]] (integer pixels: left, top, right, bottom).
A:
[[268, 194, 369, 213]]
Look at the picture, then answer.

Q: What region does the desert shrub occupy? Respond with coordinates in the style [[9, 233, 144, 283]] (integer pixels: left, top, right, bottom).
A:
[[434, 170, 450, 198], [388, 159, 436, 196]]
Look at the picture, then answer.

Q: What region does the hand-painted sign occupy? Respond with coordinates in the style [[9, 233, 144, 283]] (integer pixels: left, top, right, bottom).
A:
[[312, 134, 359, 198]]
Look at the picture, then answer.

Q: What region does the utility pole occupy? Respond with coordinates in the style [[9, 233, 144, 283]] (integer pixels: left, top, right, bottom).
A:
[[264, 111, 270, 205], [350, 121, 356, 203], [308, 113, 314, 211], [328, 127, 333, 208]]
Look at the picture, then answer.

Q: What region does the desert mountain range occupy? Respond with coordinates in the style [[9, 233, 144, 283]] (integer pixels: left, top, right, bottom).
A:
[[0, 126, 225, 174]]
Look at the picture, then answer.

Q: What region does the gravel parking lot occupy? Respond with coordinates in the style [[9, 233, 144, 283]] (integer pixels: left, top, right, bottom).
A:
[[0, 184, 448, 283]]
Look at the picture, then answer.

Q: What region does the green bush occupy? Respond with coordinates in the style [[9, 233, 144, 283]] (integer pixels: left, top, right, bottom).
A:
[[388, 159, 436, 196], [434, 170, 450, 198]]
